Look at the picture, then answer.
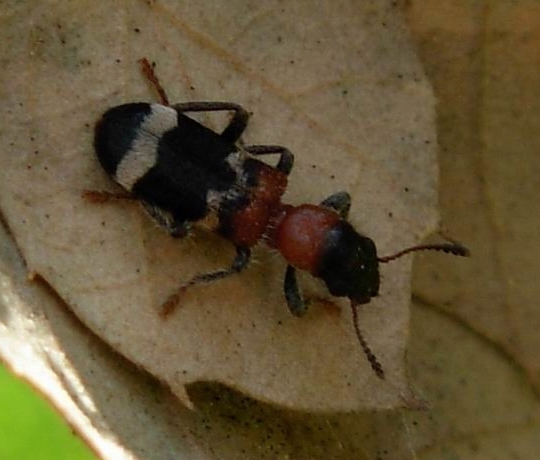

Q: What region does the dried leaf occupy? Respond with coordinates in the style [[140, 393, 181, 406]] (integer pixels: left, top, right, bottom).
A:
[[0, 0, 437, 411], [0, 0, 447, 458]]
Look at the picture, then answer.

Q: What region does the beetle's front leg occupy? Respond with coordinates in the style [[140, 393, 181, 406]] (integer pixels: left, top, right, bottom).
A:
[[320, 191, 351, 219], [283, 265, 309, 316]]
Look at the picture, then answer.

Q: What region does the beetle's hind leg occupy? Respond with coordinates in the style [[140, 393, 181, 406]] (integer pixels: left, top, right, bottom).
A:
[[170, 101, 250, 144], [161, 246, 251, 317], [82, 189, 136, 203], [139, 57, 170, 106], [140, 58, 250, 141]]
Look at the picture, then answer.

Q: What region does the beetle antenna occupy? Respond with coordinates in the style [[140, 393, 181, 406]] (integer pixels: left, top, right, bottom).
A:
[[350, 301, 385, 379], [378, 242, 469, 263]]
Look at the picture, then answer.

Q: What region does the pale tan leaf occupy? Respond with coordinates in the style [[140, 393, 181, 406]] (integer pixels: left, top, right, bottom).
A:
[[0, 0, 449, 458]]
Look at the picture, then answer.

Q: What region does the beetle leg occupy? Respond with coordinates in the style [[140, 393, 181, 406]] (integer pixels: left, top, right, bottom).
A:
[[84, 191, 190, 237], [161, 246, 251, 317], [139, 57, 170, 106], [141, 202, 190, 238], [170, 101, 250, 143], [320, 192, 351, 219], [284, 265, 308, 316], [82, 190, 136, 203], [139, 58, 250, 141], [244, 145, 294, 175]]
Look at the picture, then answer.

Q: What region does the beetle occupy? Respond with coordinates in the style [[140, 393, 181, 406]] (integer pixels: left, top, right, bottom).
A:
[[86, 58, 469, 378]]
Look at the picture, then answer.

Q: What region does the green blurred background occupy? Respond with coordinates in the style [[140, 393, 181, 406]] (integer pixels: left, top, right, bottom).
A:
[[0, 364, 96, 460]]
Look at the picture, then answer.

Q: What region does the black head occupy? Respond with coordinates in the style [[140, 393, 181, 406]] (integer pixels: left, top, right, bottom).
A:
[[316, 221, 380, 305], [316, 221, 469, 379], [315, 221, 385, 378]]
